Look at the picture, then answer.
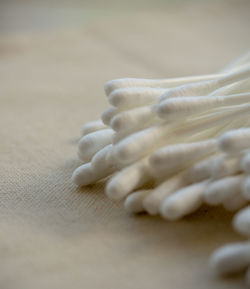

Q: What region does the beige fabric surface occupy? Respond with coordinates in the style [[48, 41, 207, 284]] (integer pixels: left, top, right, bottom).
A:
[[1, 1, 250, 288]]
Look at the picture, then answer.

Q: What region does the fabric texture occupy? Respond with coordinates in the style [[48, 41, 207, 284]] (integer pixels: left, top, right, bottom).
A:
[[1, 1, 250, 288]]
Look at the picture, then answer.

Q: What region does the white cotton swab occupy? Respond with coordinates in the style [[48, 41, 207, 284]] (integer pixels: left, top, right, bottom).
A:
[[101, 106, 119, 125], [110, 105, 159, 133], [157, 92, 250, 121], [245, 265, 250, 286], [233, 206, 250, 237], [108, 87, 166, 109], [81, 119, 108, 136], [210, 242, 250, 275], [143, 172, 187, 215], [160, 180, 208, 220], [242, 177, 250, 200], [176, 103, 250, 138], [211, 155, 242, 180], [222, 190, 247, 212], [112, 103, 250, 166], [218, 128, 250, 154], [90, 144, 115, 174], [78, 129, 114, 162], [104, 73, 227, 96], [124, 190, 151, 214], [72, 162, 113, 187], [104, 53, 250, 96], [112, 124, 168, 165], [241, 153, 250, 174], [105, 158, 152, 201], [127, 154, 219, 216], [204, 175, 245, 205], [157, 67, 250, 107], [149, 139, 217, 175], [185, 155, 218, 183]]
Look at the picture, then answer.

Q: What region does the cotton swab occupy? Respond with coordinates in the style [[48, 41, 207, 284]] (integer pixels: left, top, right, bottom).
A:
[[210, 154, 242, 179], [149, 139, 217, 175], [110, 105, 159, 133], [81, 119, 108, 136], [105, 158, 152, 201], [78, 129, 114, 161], [124, 190, 151, 214], [218, 128, 250, 154], [160, 180, 208, 220], [233, 206, 250, 237], [142, 171, 187, 215], [222, 190, 247, 211], [243, 177, 250, 200], [104, 73, 226, 96], [210, 242, 250, 275], [241, 153, 250, 174], [156, 92, 250, 121], [108, 87, 166, 109], [204, 175, 245, 206], [158, 66, 250, 106]]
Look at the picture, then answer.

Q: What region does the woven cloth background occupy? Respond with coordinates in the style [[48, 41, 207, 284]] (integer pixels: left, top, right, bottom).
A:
[[1, 1, 250, 288]]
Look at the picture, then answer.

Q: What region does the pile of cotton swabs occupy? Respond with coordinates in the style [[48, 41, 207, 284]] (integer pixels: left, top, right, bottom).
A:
[[72, 51, 250, 285]]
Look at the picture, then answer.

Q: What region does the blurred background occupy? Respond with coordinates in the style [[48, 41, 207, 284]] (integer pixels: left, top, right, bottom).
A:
[[0, 1, 250, 289]]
